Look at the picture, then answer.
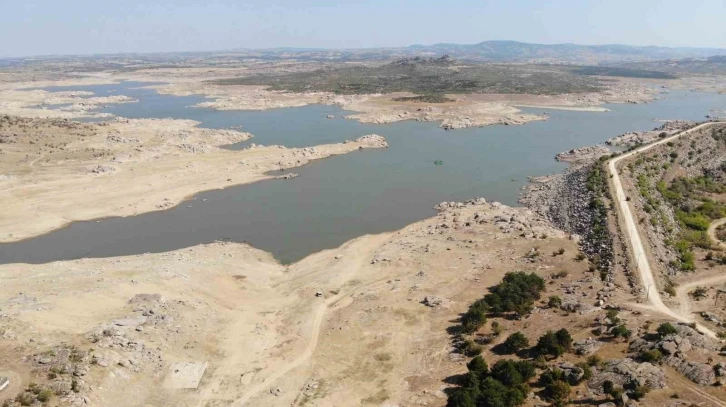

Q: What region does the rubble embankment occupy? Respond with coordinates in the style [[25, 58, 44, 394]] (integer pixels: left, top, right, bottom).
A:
[[521, 155, 615, 278]]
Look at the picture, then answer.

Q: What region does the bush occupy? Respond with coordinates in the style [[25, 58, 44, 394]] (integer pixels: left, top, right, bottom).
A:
[[586, 355, 602, 367], [640, 349, 663, 363], [548, 296, 562, 308], [575, 362, 593, 381], [546, 380, 571, 407], [535, 329, 572, 358], [657, 322, 678, 337], [611, 324, 631, 340], [461, 302, 488, 333], [630, 385, 651, 401], [602, 380, 614, 395], [501, 332, 529, 354], [37, 389, 53, 402]]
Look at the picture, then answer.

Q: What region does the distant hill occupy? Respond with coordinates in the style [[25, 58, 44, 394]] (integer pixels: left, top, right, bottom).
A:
[[398, 40, 726, 63], [612, 55, 726, 75]]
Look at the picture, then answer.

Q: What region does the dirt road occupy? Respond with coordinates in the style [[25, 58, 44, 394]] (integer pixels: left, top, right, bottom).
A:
[[608, 122, 723, 338], [708, 217, 726, 249]]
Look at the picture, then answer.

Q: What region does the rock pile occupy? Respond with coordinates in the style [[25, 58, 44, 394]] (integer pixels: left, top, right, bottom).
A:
[[422, 296, 451, 308], [588, 358, 666, 394], [520, 164, 614, 277], [628, 323, 722, 385], [606, 121, 696, 147], [573, 337, 603, 355], [555, 145, 610, 163]]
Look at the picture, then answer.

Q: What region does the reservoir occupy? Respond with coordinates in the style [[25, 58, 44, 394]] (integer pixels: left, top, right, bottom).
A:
[[2, 83, 725, 264]]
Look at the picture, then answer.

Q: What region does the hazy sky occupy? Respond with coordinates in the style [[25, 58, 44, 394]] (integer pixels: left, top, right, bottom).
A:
[[2, 0, 725, 57]]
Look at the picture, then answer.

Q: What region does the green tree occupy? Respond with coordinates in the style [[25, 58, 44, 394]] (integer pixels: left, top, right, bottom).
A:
[[446, 387, 477, 407], [501, 332, 529, 354], [466, 355, 489, 375], [547, 380, 571, 407], [555, 329, 573, 351], [535, 331, 565, 358]]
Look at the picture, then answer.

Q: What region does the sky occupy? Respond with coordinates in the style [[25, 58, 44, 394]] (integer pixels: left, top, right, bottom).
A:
[[2, 0, 725, 57]]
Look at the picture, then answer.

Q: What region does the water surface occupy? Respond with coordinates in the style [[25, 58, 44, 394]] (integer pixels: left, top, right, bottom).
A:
[[1, 83, 725, 264]]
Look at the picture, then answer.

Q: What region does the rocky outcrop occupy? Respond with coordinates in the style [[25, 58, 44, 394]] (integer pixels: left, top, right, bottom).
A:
[[353, 134, 389, 148], [555, 145, 610, 163], [520, 163, 614, 278], [574, 337, 603, 355], [422, 296, 451, 308], [588, 358, 666, 394], [606, 121, 696, 147], [627, 323, 721, 385]]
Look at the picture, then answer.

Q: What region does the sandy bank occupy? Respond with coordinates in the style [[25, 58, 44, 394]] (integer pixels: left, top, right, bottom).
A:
[[0, 115, 387, 242]]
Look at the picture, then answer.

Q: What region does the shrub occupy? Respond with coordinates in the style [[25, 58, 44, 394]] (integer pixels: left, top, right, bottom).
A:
[[630, 385, 651, 401], [548, 296, 562, 308], [501, 332, 529, 354], [546, 380, 571, 407], [657, 322, 678, 337], [586, 355, 602, 367], [575, 362, 593, 381], [605, 309, 620, 325], [37, 389, 53, 402], [640, 349, 663, 363], [462, 338, 483, 356], [535, 329, 572, 358], [553, 248, 565, 256], [602, 380, 614, 395], [611, 324, 631, 340], [461, 302, 488, 333]]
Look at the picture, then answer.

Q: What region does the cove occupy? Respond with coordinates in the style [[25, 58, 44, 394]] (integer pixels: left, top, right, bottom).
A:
[[1, 82, 725, 264]]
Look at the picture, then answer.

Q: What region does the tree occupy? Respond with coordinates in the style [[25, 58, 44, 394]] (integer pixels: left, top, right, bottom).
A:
[[547, 380, 571, 407], [489, 359, 535, 387], [466, 356, 488, 375], [555, 329, 573, 351], [461, 302, 488, 333], [657, 322, 678, 337], [501, 332, 529, 354], [481, 272, 545, 317], [447, 387, 477, 407], [535, 331, 565, 358]]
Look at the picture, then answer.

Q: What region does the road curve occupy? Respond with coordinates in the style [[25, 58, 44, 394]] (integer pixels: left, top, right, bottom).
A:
[[608, 122, 723, 338]]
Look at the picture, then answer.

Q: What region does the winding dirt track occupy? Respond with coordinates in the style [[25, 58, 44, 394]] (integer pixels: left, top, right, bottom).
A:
[[608, 122, 723, 339], [233, 234, 390, 406], [707, 217, 726, 249]]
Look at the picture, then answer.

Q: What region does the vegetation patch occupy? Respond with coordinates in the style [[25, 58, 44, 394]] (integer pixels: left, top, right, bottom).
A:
[[213, 57, 603, 95], [391, 94, 455, 103]]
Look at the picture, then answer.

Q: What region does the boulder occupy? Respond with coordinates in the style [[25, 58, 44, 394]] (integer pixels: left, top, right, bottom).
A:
[[574, 338, 603, 355], [588, 358, 665, 394]]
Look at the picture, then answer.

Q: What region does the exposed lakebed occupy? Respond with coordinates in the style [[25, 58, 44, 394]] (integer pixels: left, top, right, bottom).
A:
[[2, 82, 725, 264]]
